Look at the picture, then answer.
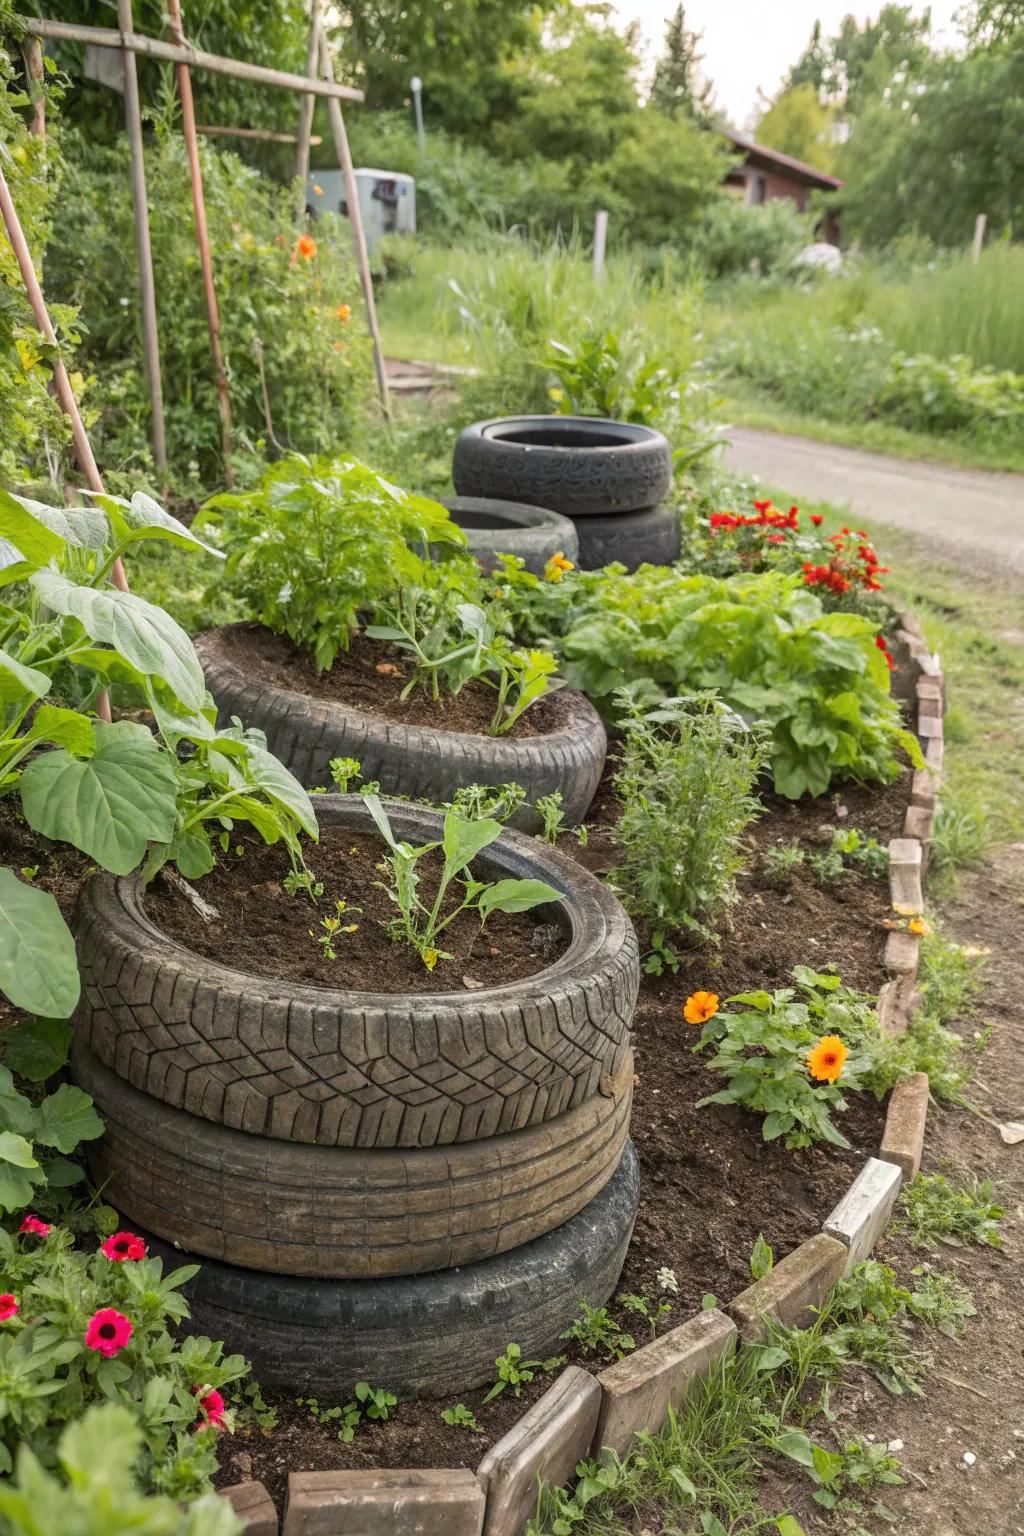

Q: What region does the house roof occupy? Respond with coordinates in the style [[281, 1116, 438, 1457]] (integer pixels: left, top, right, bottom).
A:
[[724, 131, 843, 191]]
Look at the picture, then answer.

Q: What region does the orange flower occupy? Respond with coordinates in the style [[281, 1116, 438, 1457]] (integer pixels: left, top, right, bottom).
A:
[[312, 184, 324, 196], [544, 551, 575, 583], [807, 1035, 848, 1084], [293, 234, 318, 262], [683, 991, 719, 1025], [907, 917, 930, 936], [336, 303, 352, 324]]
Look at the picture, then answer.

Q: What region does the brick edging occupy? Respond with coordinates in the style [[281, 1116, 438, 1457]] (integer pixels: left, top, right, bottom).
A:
[[221, 613, 944, 1536]]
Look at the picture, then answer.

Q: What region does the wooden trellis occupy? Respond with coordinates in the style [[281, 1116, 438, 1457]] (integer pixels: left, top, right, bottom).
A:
[[21, 5, 391, 480]]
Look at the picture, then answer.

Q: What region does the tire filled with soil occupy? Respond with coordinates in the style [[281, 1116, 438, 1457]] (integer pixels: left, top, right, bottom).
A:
[[195, 623, 607, 828], [73, 796, 639, 1149]]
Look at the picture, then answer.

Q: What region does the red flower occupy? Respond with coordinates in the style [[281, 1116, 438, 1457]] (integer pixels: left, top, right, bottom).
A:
[[19, 1215, 50, 1238], [0, 1295, 18, 1321], [752, 499, 773, 513], [810, 513, 824, 526], [101, 1231, 147, 1263], [195, 1386, 226, 1429], [85, 1308, 133, 1358], [765, 533, 786, 543]]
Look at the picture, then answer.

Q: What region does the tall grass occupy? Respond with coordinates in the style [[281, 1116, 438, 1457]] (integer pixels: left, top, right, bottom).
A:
[[870, 245, 1024, 374]]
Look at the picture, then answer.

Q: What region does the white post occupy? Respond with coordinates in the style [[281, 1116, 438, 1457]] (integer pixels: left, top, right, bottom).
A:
[[593, 209, 608, 281], [971, 212, 987, 263], [410, 75, 425, 154]]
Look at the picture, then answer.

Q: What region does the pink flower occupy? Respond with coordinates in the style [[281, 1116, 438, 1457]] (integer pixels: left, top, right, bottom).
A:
[[85, 1307, 133, 1358], [195, 1386, 226, 1429], [0, 1294, 18, 1321], [19, 1215, 51, 1238], [100, 1231, 147, 1263]]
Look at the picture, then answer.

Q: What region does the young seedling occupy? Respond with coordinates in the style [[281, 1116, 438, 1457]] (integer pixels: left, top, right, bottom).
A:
[[440, 1403, 484, 1433], [448, 781, 527, 824], [329, 756, 363, 793], [561, 1302, 635, 1360], [285, 868, 324, 901], [483, 1343, 565, 1403], [309, 899, 359, 959], [618, 1288, 674, 1342], [363, 793, 562, 970], [354, 1381, 397, 1422]]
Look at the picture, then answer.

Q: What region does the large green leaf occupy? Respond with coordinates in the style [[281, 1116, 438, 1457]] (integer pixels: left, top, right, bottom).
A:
[[32, 1083, 104, 1153], [0, 868, 80, 1018], [237, 739, 319, 839], [85, 490, 224, 560], [10, 495, 109, 551], [0, 489, 66, 568], [23, 704, 95, 756], [0, 649, 51, 706], [20, 720, 179, 875], [442, 812, 502, 872], [30, 571, 206, 710], [477, 877, 562, 920], [0, 1018, 73, 1082]]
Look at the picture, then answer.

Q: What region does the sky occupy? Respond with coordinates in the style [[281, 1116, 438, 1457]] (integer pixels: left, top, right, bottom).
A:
[[611, 0, 962, 126]]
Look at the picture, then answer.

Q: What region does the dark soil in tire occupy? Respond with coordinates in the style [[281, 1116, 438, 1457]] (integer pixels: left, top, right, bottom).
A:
[[195, 624, 607, 828], [573, 503, 681, 572], [73, 796, 639, 1150], [74, 1041, 633, 1277], [452, 416, 673, 516], [440, 496, 579, 575], [153, 1140, 640, 1400]]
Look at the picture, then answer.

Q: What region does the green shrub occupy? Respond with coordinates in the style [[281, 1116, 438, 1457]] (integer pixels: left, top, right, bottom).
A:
[[505, 565, 921, 798], [46, 131, 374, 489], [692, 197, 811, 278], [199, 454, 481, 670], [610, 694, 768, 956]]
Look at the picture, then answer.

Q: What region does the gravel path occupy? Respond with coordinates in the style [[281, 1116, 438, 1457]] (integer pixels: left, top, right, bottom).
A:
[[723, 427, 1024, 581]]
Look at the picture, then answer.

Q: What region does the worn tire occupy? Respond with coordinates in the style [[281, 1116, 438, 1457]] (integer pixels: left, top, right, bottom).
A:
[[440, 497, 579, 576], [74, 1040, 632, 1279], [145, 1141, 639, 1398], [73, 797, 639, 1150], [194, 624, 607, 827], [452, 416, 673, 517], [573, 503, 681, 572]]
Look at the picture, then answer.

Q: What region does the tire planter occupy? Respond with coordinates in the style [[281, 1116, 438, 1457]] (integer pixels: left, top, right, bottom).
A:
[[439, 496, 579, 576], [143, 1140, 640, 1399], [73, 797, 639, 1150], [73, 1039, 633, 1279], [572, 503, 681, 573], [194, 626, 607, 828], [452, 417, 673, 516]]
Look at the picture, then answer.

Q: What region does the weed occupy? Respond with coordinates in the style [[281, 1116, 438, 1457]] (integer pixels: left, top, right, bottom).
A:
[[762, 843, 806, 887], [930, 791, 991, 882], [561, 1303, 635, 1361], [484, 1344, 565, 1404], [440, 1403, 484, 1433], [329, 756, 363, 794], [448, 781, 527, 824], [308, 899, 359, 960], [895, 1173, 1004, 1250], [354, 1381, 397, 1422]]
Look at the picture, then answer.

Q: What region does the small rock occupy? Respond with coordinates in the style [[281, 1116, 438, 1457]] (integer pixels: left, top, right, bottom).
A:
[[963, 1451, 977, 1466], [531, 923, 562, 958], [888, 1439, 904, 1452]]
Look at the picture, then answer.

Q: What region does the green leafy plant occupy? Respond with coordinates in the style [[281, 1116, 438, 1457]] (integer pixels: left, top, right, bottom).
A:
[[560, 1302, 635, 1361], [895, 1173, 1004, 1251], [483, 1343, 565, 1404], [309, 900, 360, 960], [328, 756, 362, 794], [808, 827, 890, 884], [611, 694, 769, 965], [297, 1396, 362, 1443], [362, 793, 562, 970], [368, 596, 562, 736], [353, 1381, 397, 1422], [0, 1403, 242, 1536], [618, 1288, 673, 1343], [693, 967, 899, 1149], [0, 1224, 256, 1494], [199, 455, 478, 671], [504, 565, 922, 798], [440, 1402, 484, 1433], [448, 781, 527, 824], [0, 1063, 102, 1217], [762, 843, 806, 887]]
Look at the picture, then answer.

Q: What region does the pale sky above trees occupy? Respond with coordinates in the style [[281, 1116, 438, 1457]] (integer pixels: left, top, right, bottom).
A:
[[613, 0, 960, 124]]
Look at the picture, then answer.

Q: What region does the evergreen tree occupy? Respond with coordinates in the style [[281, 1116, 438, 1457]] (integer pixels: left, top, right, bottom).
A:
[[650, 4, 711, 120]]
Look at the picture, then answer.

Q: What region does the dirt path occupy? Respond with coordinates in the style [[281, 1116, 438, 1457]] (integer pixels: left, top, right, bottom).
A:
[[817, 847, 1024, 1535], [723, 428, 1024, 582]]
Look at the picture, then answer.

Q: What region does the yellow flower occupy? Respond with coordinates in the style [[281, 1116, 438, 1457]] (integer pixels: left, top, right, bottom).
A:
[[340, 923, 359, 934], [807, 1035, 848, 1084], [548, 386, 564, 403], [423, 947, 439, 971], [544, 552, 575, 583], [683, 991, 720, 1025], [313, 184, 324, 196], [335, 303, 352, 324], [907, 917, 930, 935]]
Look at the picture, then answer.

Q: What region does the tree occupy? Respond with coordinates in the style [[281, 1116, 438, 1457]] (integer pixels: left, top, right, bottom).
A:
[[649, 4, 712, 121], [829, 5, 935, 115], [756, 82, 837, 171], [786, 21, 829, 94], [587, 109, 730, 244]]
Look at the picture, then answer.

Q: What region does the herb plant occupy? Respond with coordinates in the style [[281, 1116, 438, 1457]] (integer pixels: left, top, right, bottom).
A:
[[611, 694, 769, 963], [363, 794, 562, 970], [199, 455, 479, 671], [560, 1302, 635, 1361]]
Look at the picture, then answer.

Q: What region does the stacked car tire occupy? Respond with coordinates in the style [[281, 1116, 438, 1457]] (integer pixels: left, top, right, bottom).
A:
[[451, 415, 680, 572], [71, 796, 640, 1395]]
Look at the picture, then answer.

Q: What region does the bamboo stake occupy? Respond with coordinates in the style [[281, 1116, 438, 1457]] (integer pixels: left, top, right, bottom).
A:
[[316, 18, 391, 420], [197, 124, 322, 146], [117, 0, 167, 474], [294, 10, 321, 214], [0, 164, 127, 723], [23, 38, 46, 139], [23, 18, 364, 101], [165, 0, 234, 482]]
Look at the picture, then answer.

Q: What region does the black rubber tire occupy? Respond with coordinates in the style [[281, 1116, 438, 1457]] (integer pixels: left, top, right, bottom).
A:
[[440, 497, 579, 576], [73, 1039, 633, 1279], [73, 796, 639, 1150], [573, 503, 681, 573], [194, 624, 607, 829], [452, 416, 673, 517], [146, 1141, 639, 1399]]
